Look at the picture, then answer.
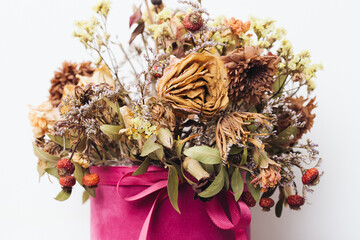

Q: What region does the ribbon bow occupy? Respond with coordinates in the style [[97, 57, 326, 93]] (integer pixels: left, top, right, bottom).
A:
[[116, 167, 251, 240]]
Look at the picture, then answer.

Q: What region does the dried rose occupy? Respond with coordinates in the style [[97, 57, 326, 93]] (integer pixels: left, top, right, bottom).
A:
[[157, 52, 229, 118]]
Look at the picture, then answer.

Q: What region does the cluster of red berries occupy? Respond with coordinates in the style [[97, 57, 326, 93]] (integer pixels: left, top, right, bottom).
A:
[[57, 158, 76, 192], [57, 158, 100, 192], [240, 168, 319, 211]]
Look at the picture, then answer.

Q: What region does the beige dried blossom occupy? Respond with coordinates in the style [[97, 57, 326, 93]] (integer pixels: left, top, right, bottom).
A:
[[28, 101, 61, 138], [72, 152, 90, 168], [251, 151, 281, 192], [157, 52, 229, 118]]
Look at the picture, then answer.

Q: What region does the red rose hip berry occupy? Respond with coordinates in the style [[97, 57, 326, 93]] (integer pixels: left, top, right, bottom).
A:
[[287, 195, 305, 210], [241, 191, 256, 207], [59, 175, 76, 192], [82, 173, 100, 187], [302, 168, 319, 185], [57, 158, 75, 176], [259, 197, 275, 211], [183, 13, 203, 31]]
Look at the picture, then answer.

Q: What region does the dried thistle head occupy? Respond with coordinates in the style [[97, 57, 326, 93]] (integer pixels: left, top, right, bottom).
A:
[[216, 112, 271, 162]]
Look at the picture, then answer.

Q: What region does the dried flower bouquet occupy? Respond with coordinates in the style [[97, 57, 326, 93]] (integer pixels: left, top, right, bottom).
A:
[[29, 0, 322, 217]]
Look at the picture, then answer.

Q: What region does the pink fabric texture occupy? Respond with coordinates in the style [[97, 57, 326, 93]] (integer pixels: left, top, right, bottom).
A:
[[90, 166, 251, 240]]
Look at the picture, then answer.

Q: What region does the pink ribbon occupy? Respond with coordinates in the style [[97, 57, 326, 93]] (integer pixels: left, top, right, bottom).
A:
[[116, 168, 251, 240]]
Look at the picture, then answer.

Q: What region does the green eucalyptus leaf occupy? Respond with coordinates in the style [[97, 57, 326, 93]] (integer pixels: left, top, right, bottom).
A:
[[246, 172, 261, 202], [132, 157, 151, 176], [198, 165, 225, 198], [240, 147, 248, 165], [140, 135, 162, 157], [231, 168, 244, 201], [33, 142, 60, 163], [275, 198, 284, 218], [157, 128, 173, 148], [55, 190, 71, 201], [82, 191, 90, 204], [167, 165, 180, 213], [45, 167, 60, 179], [184, 146, 222, 164], [100, 125, 124, 141], [274, 126, 298, 144], [48, 134, 71, 148]]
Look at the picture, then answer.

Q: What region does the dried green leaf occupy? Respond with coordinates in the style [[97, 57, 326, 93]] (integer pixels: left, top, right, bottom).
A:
[[100, 125, 123, 141], [274, 126, 298, 144], [261, 187, 277, 198], [184, 146, 222, 164], [231, 168, 244, 201], [240, 147, 247, 165], [167, 165, 180, 213], [246, 172, 261, 202], [175, 140, 184, 158], [85, 186, 96, 198], [45, 167, 60, 179], [157, 128, 173, 148], [73, 162, 85, 185], [275, 198, 284, 218], [48, 134, 71, 148], [273, 74, 288, 98], [199, 165, 225, 198], [140, 135, 162, 157], [33, 142, 60, 163], [55, 190, 71, 201], [228, 146, 242, 155], [82, 191, 90, 204], [132, 157, 151, 176]]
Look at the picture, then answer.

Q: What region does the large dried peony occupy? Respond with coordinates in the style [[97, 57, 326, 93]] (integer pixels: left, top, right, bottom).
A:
[[157, 52, 229, 118]]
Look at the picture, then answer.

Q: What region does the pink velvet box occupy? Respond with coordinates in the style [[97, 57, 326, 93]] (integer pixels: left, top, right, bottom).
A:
[[90, 166, 251, 240]]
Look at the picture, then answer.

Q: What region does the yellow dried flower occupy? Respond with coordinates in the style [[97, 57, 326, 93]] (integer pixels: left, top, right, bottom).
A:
[[93, 0, 111, 17]]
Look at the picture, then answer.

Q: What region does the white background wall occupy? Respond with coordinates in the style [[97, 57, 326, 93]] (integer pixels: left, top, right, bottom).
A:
[[0, 0, 359, 239]]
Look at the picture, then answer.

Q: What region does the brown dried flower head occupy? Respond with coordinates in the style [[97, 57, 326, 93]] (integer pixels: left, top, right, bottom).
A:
[[277, 97, 316, 144], [221, 46, 279, 104], [157, 52, 229, 118], [149, 99, 176, 131], [49, 61, 95, 107]]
